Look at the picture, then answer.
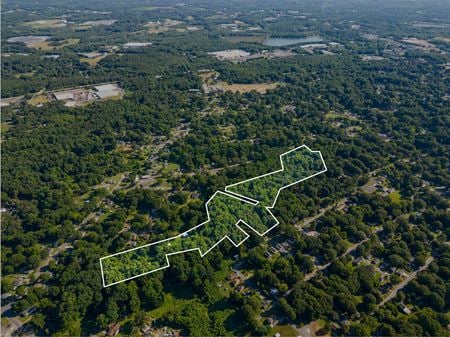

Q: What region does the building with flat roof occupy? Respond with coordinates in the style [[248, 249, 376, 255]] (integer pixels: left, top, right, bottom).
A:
[[94, 84, 118, 91], [53, 92, 74, 100], [94, 89, 118, 99]]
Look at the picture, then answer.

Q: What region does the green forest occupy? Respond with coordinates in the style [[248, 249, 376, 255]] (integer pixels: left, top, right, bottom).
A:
[[226, 146, 326, 206]]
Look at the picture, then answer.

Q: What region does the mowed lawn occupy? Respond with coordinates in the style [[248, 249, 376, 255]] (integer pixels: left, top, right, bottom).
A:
[[388, 190, 401, 204], [147, 293, 193, 319]]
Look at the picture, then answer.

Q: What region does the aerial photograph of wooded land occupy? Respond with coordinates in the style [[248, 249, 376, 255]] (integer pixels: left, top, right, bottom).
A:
[[1, 0, 449, 336]]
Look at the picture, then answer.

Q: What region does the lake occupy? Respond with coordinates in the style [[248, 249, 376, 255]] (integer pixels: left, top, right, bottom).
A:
[[263, 35, 323, 46]]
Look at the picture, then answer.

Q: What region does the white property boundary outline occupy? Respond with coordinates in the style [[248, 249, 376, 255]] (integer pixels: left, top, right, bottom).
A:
[[225, 145, 328, 208], [99, 145, 327, 287]]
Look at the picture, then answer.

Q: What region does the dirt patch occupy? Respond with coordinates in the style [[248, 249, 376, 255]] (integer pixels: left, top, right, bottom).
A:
[[80, 20, 116, 26], [361, 177, 378, 193], [296, 320, 329, 337], [24, 19, 67, 28], [7, 36, 50, 47], [402, 38, 442, 52], [208, 49, 251, 62]]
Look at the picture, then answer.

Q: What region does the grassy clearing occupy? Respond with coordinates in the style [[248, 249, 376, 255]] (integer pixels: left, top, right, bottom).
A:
[[216, 82, 281, 94], [147, 293, 192, 319], [223, 308, 248, 335], [361, 177, 377, 193], [28, 94, 49, 106], [96, 211, 111, 223], [198, 71, 218, 83], [14, 72, 35, 79], [1, 317, 11, 327], [100, 173, 124, 192], [389, 190, 401, 204], [266, 324, 298, 337], [324, 111, 342, 119], [161, 163, 179, 174], [29, 38, 79, 51], [219, 125, 235, 137], [80, 54, 108, 67], [1, 122, 12, 133]]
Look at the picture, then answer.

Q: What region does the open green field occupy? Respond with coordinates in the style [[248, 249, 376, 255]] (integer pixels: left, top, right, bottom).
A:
[[266, 324, 298, 337], [29, 38, 79, 51], [1, 122, 12, 133], [388, 190, 401, 204], [148, 293, 193, 319]]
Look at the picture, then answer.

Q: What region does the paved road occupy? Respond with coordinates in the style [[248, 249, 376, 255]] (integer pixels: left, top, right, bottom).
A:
[[77, 172, 126, 232], [378, 256, 434, 307], [303, 227, 382, 282], [34, 243, 72, 278], [283, 228, 382, 298], [294, 198, 347, 230], [1, 303, 25, 337], [1, 302, 12, 315], [1, 174, 125, 336], [0, 246, 74, 336], [303, 239, 365, 281]]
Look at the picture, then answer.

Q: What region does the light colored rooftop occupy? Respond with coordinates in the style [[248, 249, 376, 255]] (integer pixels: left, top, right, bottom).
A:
[[95, 89, 119, 99], [53, 92, 74, 100], [123, 42, 152, 48], [94, 84, 119, 91]]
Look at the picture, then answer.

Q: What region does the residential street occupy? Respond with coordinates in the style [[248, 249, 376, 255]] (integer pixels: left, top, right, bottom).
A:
[[378, 256, 434, 307]]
